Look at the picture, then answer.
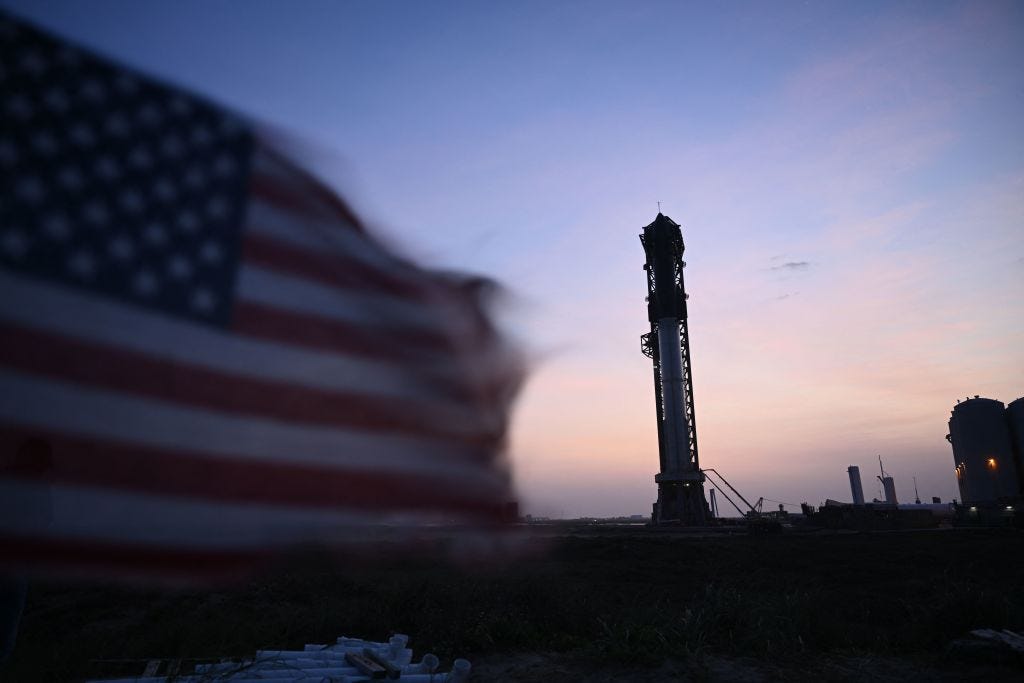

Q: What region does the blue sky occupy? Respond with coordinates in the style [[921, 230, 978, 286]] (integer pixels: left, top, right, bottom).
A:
[[6, 0, 1023, 516]]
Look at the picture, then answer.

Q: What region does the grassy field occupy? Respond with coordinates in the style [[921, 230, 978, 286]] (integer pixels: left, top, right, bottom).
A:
[[3, 526, 1023, 681]]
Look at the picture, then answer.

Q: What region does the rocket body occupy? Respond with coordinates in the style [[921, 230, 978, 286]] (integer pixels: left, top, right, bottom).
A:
[[656, 317, 689, 473]]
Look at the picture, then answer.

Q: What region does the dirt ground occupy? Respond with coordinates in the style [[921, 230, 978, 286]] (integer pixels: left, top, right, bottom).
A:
[[471, 651, 1021, 682]]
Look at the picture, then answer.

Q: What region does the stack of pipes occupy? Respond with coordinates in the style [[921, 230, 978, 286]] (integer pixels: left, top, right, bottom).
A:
[[89, 634, 471, 683]]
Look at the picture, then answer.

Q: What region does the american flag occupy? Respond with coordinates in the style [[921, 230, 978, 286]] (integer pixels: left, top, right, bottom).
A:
[[0, 12, 522, 582]]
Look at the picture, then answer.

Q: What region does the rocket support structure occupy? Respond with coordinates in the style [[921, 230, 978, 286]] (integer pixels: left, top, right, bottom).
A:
[[640, 213, 709, 525]]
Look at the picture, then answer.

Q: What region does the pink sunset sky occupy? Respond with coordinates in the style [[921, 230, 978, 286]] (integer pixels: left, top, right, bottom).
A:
[[7, 0, 1022, 516]]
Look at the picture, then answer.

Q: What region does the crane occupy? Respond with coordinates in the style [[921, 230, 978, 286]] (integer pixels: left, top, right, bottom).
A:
[[701, 468, 759, 517]]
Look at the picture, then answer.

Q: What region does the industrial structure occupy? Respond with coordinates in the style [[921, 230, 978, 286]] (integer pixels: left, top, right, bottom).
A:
[[947, 396, 1024, 503], [639, 213, 709, 525], [1009, 398, 1024, 457], [805, 460, 952, 531], [806, 393, 1024, 529], [847, 466, 865, 505], [877, 456, 898, 505]]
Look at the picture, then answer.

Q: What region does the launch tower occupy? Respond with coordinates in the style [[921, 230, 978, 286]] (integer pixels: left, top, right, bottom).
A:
[[640, 213, 709, 525]]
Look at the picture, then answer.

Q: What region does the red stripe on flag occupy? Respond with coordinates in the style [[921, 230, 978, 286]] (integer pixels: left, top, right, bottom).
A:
[[232, 300, 457, 359], [0, 322, 498, 449], [242, 232, 424, 300], [0, 425, 508, 516]]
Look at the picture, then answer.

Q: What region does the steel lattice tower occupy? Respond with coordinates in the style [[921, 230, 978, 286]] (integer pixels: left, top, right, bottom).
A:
[[640, 213, 709, 525]]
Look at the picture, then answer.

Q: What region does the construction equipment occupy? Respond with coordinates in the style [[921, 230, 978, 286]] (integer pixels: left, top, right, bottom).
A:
[[702, 468, 759, 517]]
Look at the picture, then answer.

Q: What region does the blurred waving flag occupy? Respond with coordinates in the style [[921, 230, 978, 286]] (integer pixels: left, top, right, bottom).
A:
[[0, 11, 523, 582]]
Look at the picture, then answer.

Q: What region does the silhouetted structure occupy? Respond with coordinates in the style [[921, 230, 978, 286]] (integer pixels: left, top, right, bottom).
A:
[[877, 456, 898, 505], [947, 396, 1021, 503], [639, 214, 709, 525], [1008, 398, 1024, 492], [847, 466, 865, 505], [805, 502, 940, 531]]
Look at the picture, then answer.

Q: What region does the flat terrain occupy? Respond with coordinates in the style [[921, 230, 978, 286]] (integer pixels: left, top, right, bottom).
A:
[[3, 526, 1023, 681]]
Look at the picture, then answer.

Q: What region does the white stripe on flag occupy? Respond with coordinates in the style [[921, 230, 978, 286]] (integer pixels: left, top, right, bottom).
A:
[[0, 271, 467, 405], [0, 368, 501, 482], [246, 198, 399, 271], [236, 264, 438, 330]]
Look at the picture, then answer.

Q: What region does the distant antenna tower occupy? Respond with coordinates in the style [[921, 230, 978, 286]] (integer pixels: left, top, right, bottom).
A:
[[913, 476, 921, 504]]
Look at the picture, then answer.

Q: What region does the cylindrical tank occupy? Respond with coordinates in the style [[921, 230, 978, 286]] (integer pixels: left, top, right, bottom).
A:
[[948, 397, 1017, 503], [1007, 397, 1024, 494], [847, 466, 865, 505], [881, 476, 898, 505], [897, 503, 953, 518]]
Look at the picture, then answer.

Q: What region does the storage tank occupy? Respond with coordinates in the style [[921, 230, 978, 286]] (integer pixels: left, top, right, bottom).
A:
[[948, 397, 1018, 503], [897, 503, 954, 519], [847, 466, 865, 505], [1007, 397, 1024, 493], [880, 476, 897, 505]]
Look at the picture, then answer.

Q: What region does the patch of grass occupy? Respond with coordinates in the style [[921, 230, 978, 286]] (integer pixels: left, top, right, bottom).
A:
[[2, 528, 1023, 681]]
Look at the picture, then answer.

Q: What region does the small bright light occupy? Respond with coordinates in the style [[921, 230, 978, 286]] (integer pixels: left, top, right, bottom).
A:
[[987, 458, 997, 468], [970, 507, 977, 512], [1006, 506, 1014, 511]]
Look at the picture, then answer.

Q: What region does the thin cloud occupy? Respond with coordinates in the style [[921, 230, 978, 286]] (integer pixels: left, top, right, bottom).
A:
[[771, 261, 811, 271]]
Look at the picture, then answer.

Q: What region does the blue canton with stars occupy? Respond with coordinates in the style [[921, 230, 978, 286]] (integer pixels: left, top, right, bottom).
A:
[[0, 12, 253, 326]]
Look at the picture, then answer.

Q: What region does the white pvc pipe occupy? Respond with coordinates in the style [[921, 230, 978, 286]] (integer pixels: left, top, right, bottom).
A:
[[199, 655, 412, 673], [247, 649, 411, 666], [196, 652, 429, 677], [208, 680, 332, 683], [252, 652, 345, 660], [388, 634, 409, 659], [90, 678, 331, 683], [95, 636, 456, 683], [99, 663, 458, 683], [235, 667, 354, 677], [403, 653, 440, 674], [448, 658, 472, 683], [257, 647, 375, 659]]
